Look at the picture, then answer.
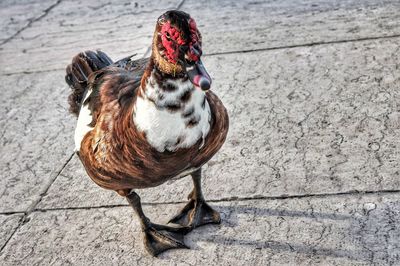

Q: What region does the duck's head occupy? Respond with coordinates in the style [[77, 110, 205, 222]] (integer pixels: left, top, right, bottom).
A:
[[152, 10, 211, 91]]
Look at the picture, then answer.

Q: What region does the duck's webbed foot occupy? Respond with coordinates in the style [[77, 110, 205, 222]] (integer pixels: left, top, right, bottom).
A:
[[168, 197, 221, 228], [168, 168, 221, 229], [143, 222, 190, 256], [126, 190, 190, 257]]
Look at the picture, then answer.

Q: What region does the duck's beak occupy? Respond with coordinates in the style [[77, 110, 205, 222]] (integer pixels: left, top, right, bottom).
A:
[[184, 59, 212, 91], [178, 42, 212, 91]]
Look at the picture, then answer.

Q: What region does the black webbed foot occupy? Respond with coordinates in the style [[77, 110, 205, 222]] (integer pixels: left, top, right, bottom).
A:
[[168, 199, 221, 229], [143, 222, 190, 256], [126, 190, 191, 257], [169, 168, 221, 229]]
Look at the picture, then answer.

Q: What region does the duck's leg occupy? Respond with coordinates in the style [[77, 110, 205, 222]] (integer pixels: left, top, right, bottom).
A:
[[126, 190, 190, 256], [168, 168, 221, 229]]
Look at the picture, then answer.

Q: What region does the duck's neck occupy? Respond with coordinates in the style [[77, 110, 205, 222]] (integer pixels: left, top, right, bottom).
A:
[[133, 59, 211, 153]]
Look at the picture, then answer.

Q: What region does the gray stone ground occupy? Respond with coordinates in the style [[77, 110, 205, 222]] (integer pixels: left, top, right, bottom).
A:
[[1, 0, 400, 265]]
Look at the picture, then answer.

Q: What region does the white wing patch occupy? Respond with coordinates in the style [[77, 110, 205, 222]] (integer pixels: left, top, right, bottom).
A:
[[74, 90, 94, 151]]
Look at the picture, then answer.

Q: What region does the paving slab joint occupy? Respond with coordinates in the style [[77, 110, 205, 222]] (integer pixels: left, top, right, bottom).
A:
[[28, 152, 76, 214], [0, 152, 74, 253], [205, 34, 400, 57], [176, 0, 186, 10], [0, 0, 63, 46], [21, 188, 400, 214]]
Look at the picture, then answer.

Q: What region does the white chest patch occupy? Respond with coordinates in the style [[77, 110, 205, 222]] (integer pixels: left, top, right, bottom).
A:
[[74, 90, 94, 151], [133, 73, 211, 152]]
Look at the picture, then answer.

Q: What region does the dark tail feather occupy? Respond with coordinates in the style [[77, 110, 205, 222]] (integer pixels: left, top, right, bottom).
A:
[[65, 50, 113, 116]]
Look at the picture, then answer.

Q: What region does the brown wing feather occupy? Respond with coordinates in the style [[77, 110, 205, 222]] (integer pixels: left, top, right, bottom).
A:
[[66, 50, 113, 116], [78, 87, 229, 191], [84, 57, 148, 127]]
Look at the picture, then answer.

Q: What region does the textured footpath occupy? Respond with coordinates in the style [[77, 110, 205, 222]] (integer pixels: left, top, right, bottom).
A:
[[1, 0, 400, 265]]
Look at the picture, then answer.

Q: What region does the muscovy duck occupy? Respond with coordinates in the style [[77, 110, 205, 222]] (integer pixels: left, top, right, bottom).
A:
[[65, 10, 229, 256]]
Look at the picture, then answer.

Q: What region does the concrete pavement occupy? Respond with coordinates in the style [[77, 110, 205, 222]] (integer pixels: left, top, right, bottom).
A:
[[1, 0, 400, 265]]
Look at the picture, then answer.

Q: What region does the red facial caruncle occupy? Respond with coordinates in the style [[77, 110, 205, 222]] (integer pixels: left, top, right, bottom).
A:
[[160, 19, 201, 64], [187, 18, 201, 62], [158, 14, 211, 91], [160, 21, 182, 63]]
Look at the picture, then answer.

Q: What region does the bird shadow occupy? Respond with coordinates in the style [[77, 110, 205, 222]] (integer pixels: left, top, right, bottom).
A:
[[214, 204, 357, 228], [181, 204, 369, 262]]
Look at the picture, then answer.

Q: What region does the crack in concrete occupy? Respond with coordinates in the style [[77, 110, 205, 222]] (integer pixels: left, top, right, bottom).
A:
[[1, 68, 64, 77], [0, 188, 394, 214], [205, 34, 400, 57], [27, 152, 75, 214], [2, 32, 400, 77], [0, 211, 25, 216], [0, 152, 74, 253], [0, 0, 63, 47], [0, 0, 186, 77], [176, 0, 186, 10], [0, 215, 24, 253]]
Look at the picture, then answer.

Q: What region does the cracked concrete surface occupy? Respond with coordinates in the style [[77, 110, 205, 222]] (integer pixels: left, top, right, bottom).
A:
[[0, 0, 60, 44], [1, 0, 400, 265], [2, 194, 400, 265], [37, 37, 400, 210], [0, 214, 23, 250], [0, 0, 182, 74], [183, 0, 400, 54], [0, 72, 75, 212]]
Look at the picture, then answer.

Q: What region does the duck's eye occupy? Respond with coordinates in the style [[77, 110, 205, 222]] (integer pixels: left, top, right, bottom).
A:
[[165, 32, 171, 41]]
